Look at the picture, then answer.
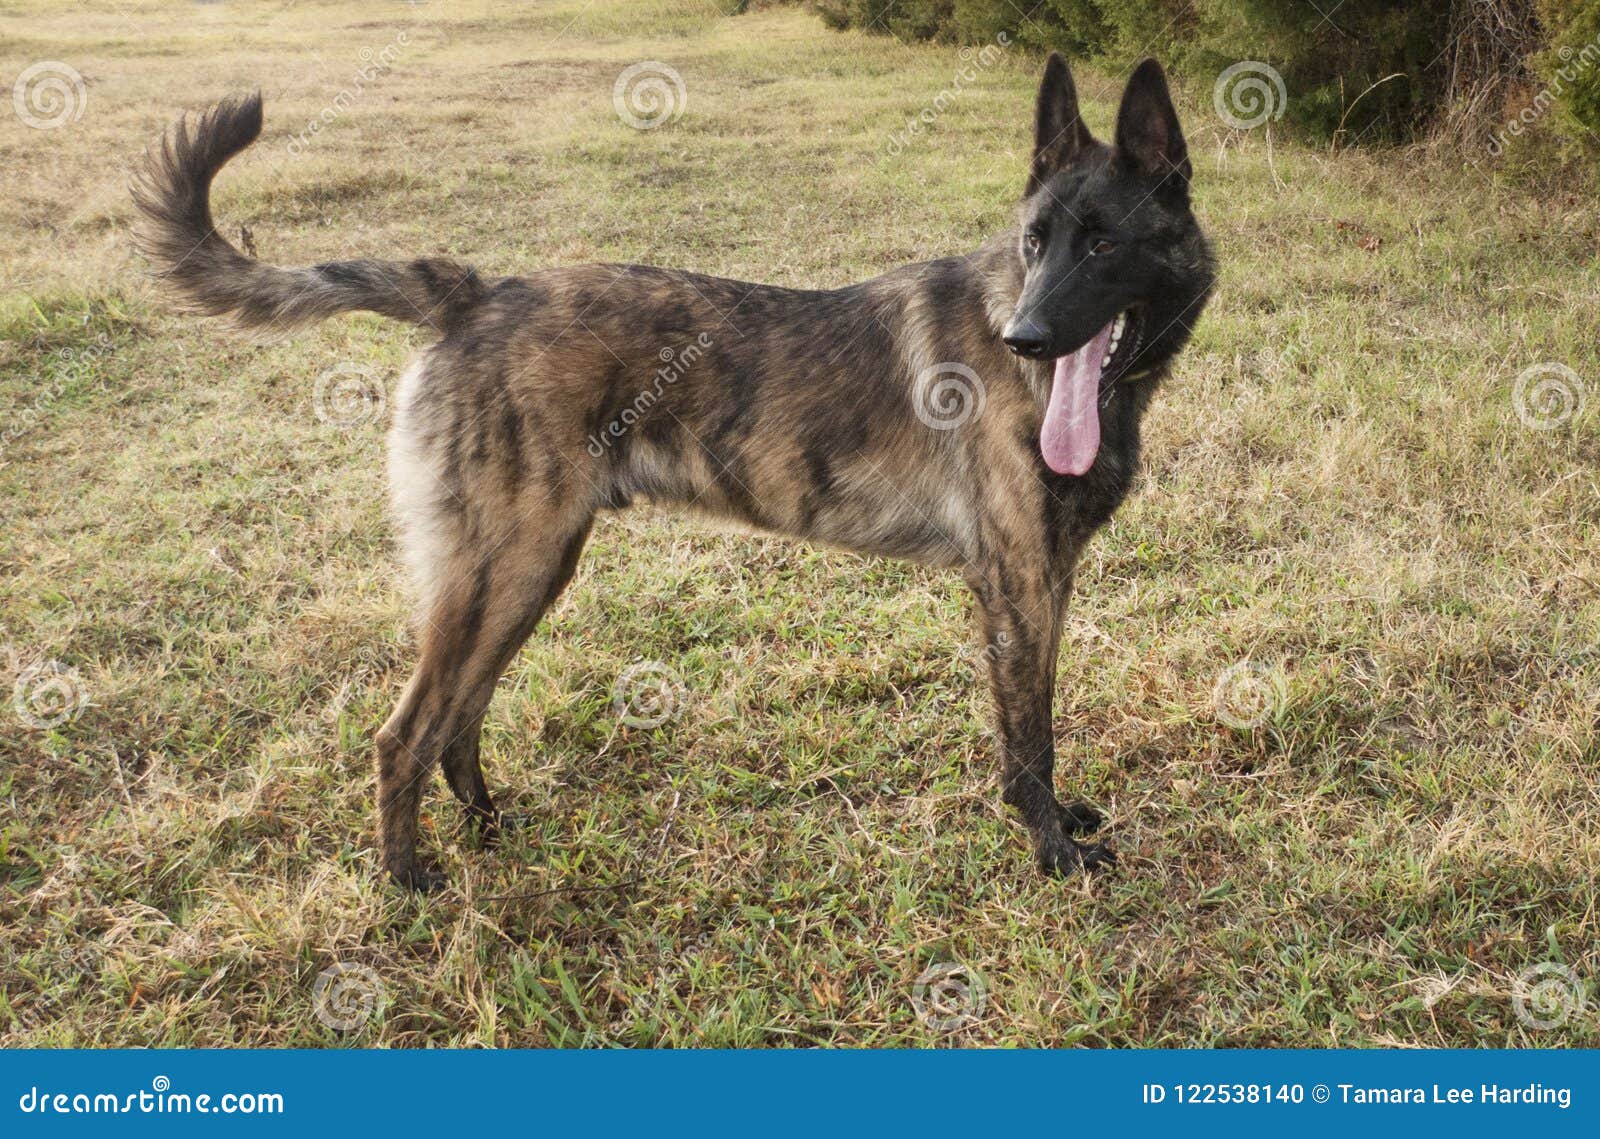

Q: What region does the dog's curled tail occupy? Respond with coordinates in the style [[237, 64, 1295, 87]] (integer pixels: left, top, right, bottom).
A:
[[131, 94, 483, 335]]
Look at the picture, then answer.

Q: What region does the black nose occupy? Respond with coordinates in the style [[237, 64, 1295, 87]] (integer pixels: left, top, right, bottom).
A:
[[1002, 319, 1049, 358]]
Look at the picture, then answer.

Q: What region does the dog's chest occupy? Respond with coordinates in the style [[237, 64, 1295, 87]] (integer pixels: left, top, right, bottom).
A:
[[1044, 392, 1145, 545]]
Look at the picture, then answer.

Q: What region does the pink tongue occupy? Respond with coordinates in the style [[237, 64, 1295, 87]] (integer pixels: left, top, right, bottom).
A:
[[1039, 321, 1114, 476]]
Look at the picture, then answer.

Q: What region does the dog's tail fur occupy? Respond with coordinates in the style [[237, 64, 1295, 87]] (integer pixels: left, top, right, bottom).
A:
[[132, 94, 484, 335]]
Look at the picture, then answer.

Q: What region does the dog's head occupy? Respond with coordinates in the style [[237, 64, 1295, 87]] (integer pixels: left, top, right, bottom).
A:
[[1001, 54, 1214, 476]]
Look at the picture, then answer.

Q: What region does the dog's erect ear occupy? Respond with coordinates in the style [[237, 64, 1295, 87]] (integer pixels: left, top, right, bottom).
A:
[[1114, 58, 1191, 201], [1028, 52, 1094, 195]]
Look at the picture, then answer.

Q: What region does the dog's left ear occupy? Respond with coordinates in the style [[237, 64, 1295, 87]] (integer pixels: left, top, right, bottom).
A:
[[1115, 59, 1191, 203]]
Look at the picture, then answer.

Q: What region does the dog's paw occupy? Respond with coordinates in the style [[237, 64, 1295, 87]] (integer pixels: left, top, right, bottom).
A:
[[388, 861, 448, 893], [1036, 833, 1117, 877], [468, 809, 531, 848], [1056, 799, 1104, 835]]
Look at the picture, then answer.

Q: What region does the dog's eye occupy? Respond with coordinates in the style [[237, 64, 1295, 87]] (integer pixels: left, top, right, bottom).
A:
[[1090, 239, 1117, 256], [1022, 230, 1043, 255]]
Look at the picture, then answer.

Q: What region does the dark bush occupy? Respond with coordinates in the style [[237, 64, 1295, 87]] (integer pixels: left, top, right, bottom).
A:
[[808, 0, 1600, 164]]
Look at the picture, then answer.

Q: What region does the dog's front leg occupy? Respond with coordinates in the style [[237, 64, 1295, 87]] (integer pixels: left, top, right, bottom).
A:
[[968, 560, 1115, 876]]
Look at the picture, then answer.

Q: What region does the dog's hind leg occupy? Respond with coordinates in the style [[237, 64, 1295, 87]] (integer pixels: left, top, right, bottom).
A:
[[439, 713, 492, 825], [376, 519, 593, 889], [438, 516, 591, 841], [440, 714, 554, 843]]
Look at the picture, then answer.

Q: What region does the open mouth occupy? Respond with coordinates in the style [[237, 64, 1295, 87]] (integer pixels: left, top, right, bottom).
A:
[[1038, 307, 1143, 477], [1098, 307, 1144, 391]]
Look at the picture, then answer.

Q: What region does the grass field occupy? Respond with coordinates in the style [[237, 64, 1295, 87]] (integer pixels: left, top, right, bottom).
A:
[[3, 0, 1599, 1047]]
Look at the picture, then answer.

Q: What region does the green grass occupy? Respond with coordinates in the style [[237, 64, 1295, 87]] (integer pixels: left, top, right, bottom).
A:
[[2, 0, 1598, 1047]]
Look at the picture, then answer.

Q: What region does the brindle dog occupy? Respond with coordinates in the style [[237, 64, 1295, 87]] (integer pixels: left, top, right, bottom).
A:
[[133, 54, 1214, 889]]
